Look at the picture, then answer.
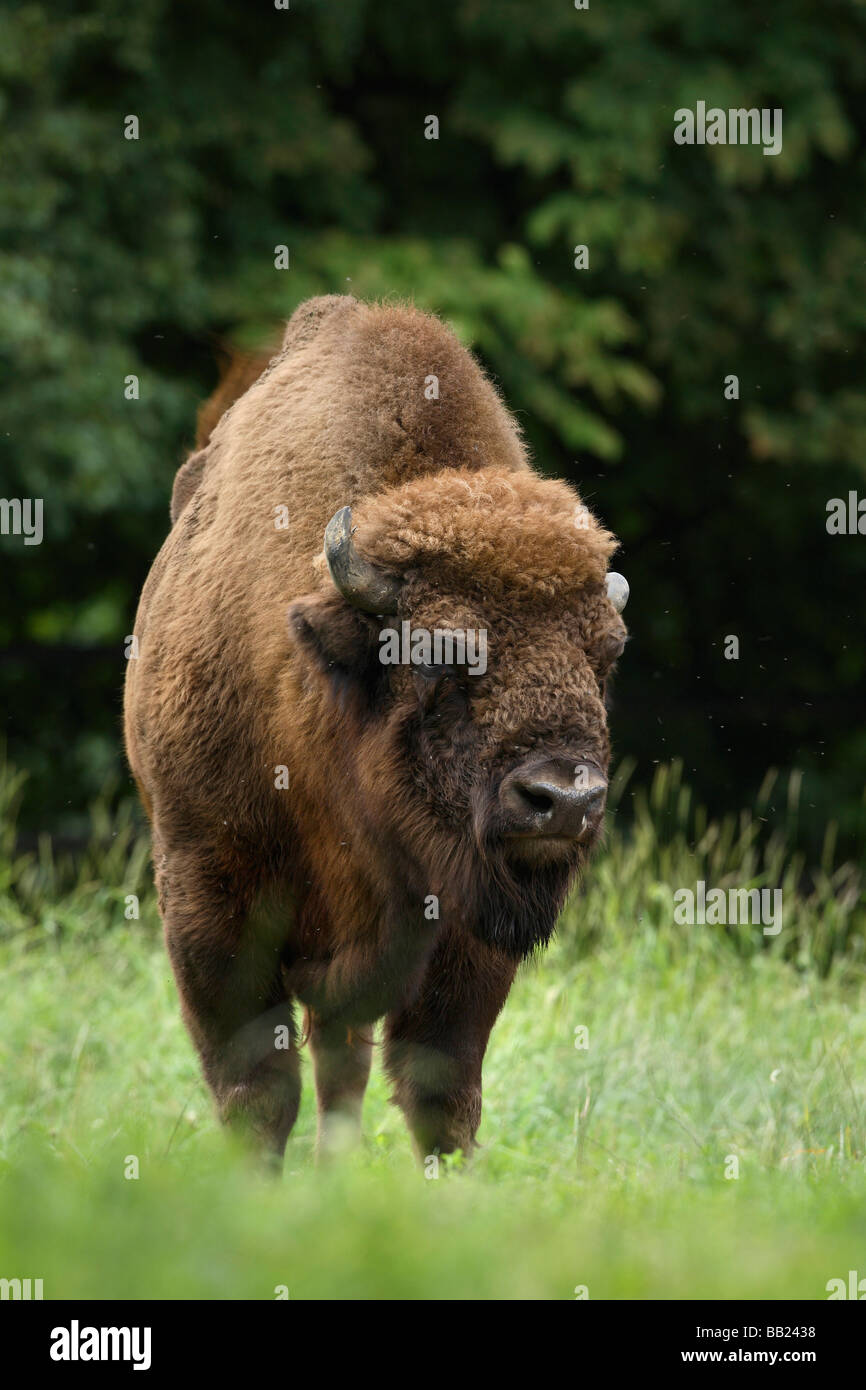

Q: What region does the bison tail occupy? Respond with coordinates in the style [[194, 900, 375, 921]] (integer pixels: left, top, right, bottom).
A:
[[194, 347, 274, 450], [170, 347, 273, 525]]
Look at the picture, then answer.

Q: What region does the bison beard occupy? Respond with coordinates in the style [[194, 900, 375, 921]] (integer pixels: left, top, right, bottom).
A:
[[460, 850, 575, 958], [373, 797, 577, 964], [383, 721, 582, 960], [453, 801, 580, 959]]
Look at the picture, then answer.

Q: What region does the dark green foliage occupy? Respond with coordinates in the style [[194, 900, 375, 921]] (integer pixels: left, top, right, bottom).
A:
[[1, 0, 864, 848]]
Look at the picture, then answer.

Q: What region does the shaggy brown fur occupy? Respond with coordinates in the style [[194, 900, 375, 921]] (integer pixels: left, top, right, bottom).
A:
[[124, 295, 626, 1161]]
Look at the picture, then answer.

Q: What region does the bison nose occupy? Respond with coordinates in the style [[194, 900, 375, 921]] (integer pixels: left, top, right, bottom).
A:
[[499, 761, 606, 841]]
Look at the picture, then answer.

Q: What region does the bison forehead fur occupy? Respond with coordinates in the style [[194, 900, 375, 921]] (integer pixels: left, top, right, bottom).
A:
[[124, 294, 627, 1163]]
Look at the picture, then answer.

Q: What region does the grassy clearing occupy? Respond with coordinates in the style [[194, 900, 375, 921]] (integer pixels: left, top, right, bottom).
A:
[[0, 760, 864, 1300]]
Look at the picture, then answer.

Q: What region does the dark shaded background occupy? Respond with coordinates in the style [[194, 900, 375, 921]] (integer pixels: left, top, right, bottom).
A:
[[1, 0, 864, 854]]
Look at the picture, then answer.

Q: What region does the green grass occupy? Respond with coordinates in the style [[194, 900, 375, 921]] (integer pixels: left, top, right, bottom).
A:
[[1, 759, 865, 1300]]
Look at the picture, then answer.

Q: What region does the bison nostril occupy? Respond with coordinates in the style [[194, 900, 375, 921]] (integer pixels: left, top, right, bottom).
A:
[[516, 786, 555, 815]]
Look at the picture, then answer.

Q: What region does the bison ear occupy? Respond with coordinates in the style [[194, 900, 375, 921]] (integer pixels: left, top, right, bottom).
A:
[[287, 594, 384, 696]]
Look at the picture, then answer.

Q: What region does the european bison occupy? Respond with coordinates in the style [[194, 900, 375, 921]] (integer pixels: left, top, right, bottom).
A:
[[124, 295, 628, 1162]]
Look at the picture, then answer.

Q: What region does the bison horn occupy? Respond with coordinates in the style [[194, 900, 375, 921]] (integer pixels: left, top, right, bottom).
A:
[[323, 506, 402, 614], [605, 571, 629, 612]]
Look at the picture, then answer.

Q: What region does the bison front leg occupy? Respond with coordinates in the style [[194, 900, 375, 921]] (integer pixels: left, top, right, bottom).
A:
[[309, 1015, 373, 1157], [383, 927, 517, 1161], [157, 843, 301, 1160]]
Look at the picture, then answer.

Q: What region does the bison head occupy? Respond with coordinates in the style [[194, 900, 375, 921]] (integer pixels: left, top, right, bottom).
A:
[[288, 467, 628, 959]]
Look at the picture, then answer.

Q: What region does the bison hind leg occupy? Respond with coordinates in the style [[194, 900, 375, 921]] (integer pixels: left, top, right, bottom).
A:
[[309, 1015, 373, 1160]]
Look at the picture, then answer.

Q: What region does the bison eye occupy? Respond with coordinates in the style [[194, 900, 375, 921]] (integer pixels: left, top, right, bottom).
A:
[[417, 661, 459, 680], [595, 631, 627, 670]]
